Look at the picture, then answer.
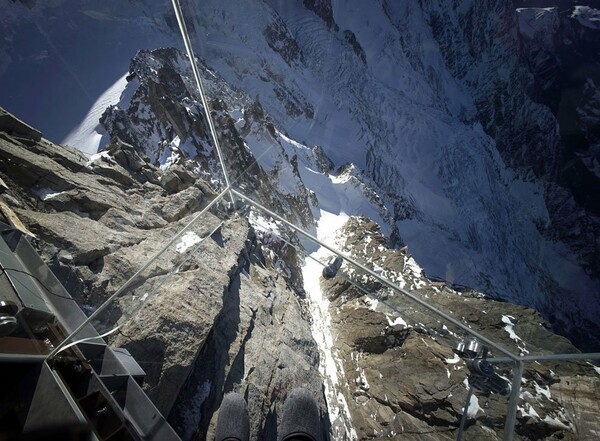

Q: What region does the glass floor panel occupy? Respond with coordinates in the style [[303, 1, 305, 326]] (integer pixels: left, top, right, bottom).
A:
[[0, 1, 599, 440]]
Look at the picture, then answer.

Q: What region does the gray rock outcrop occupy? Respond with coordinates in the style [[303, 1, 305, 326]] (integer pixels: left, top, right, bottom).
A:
[[321, 216, 600, 440], [0, 116, 328, 440]]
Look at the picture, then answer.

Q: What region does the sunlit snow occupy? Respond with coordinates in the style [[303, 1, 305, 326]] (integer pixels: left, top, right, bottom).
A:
[[86, 151, 112, 167], [176, 232, 202, 254], [445, 353, 461, 364], [302, 209, 357, 440], [32, 188, 65, 201], [572, 6, 600, 29], [467, 394, 482, 418], [62, 73, 129, 155], [501, 315, 521, 342], [386, 315, 408, 331]]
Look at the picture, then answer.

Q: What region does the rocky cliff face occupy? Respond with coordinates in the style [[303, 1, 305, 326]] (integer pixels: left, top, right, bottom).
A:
[[320, 216, 600, 440], [514, 3, 600, 275], [174, 0, 600, 351], [0, 120, 328, 440], [1, 103, 600, 440], [414, 1, 600, 348], [422, 0, 600, 350], [100, 47, 319, 233], [2, 0, 598, 350]]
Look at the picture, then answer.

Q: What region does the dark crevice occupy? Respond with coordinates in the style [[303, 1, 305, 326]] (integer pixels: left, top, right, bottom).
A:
[[168, 266, 244, 439]]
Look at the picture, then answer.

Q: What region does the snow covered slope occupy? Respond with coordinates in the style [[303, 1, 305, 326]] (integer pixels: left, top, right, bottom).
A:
[[2, 0, 599, 350], [179, 0, 599, 348], [0, 0, 181, 142], [61, 73, 129, 155]]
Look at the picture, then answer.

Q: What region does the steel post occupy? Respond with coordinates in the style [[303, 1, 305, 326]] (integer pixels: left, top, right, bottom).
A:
[[504, 361, 524, 441]]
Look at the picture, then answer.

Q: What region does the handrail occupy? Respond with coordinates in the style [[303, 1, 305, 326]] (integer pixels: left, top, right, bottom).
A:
[[488, 352, 600, 364]]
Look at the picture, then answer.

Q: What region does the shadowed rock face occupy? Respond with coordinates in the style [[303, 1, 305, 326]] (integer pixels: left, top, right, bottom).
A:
[[0, 121, 328, 440], [514, 4, 600, 281], [423, 1, 600, 351]]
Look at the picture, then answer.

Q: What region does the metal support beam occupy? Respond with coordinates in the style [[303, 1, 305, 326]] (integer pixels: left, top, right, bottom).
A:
[[504, 361, 524, 441], [171, 0, 233, 203], [487, 352, 600, 364], [0, 353, 46, 363], [456, 385, 474, 441]]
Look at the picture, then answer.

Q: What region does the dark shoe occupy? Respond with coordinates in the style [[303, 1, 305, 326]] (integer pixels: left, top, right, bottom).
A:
[[215, 392, 250, 441], [278, 388, 320, 441]]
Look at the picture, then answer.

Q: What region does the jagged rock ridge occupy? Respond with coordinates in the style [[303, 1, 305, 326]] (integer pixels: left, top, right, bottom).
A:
[[1, 0, 598, 350]]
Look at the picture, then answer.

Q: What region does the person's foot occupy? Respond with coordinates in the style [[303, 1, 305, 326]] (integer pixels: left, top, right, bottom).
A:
[[215, 392, 250, 441], [278, 388, 320, 441]]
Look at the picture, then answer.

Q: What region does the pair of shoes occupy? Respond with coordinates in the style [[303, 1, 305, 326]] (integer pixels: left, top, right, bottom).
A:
[[214, 388, 320, 441]]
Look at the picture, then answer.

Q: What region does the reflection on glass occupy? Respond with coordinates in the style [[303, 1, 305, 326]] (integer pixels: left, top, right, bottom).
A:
[[1, 0, 599, 440]]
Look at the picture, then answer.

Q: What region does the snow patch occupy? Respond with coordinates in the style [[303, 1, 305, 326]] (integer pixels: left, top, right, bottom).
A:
[[543, 415, 570, 430], [534, 382, 551, 400], [176, 232, 202, 253], [501, 315, 530, 354], [159, 136, 182, 171], [249, 210, 281, 234], [386, 315, 408, 330], [587, 362, 600, 376], [467, 394, 482, 418], [356, 367, 370, 391], [502, 315, 521, 342], [32, 188, 65, 201], [302, 209, 357, 440], [404, 256, 423, 276], [364, 297, 379, 311], [445, 353, 461, 364], [519, 402, 540, 419], [86, 151, 112, 167], [62, 73, 129, 155], [442, 324, 458, 337]]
